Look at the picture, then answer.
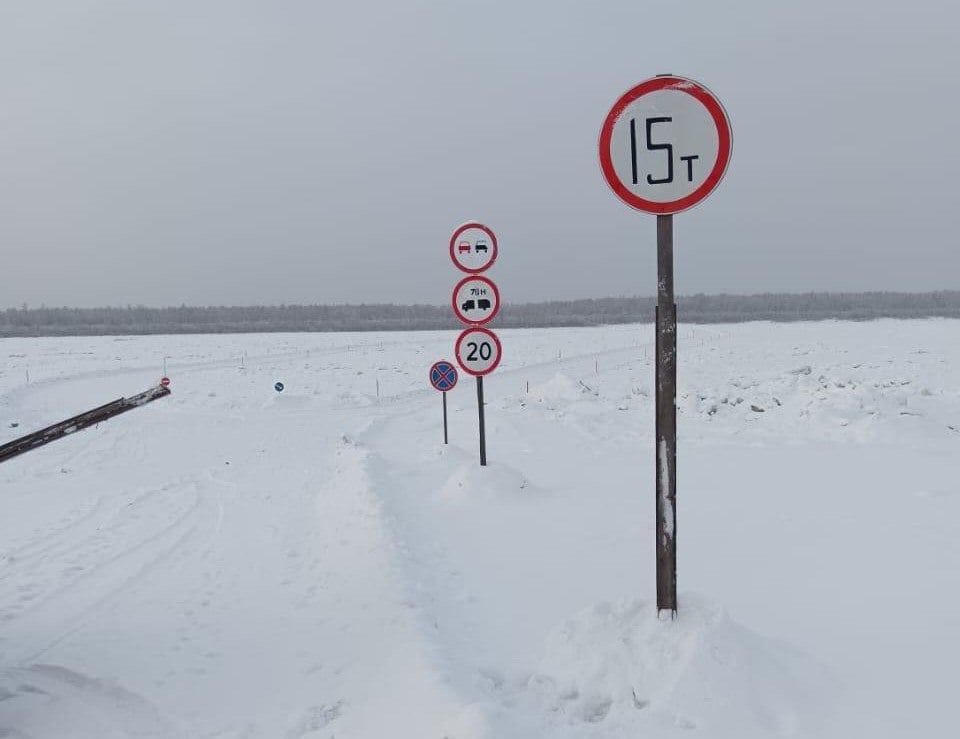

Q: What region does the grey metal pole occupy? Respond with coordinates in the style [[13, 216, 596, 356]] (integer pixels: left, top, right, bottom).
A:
[[443, 391, 448, 445], [655, 214, 678, 616], [477, 376, 487, 466]]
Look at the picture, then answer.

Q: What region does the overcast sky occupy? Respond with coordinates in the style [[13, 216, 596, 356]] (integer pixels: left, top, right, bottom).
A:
[[1, 0, 957, 308]]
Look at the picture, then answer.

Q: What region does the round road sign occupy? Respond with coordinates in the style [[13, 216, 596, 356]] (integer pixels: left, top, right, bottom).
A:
[[455, 327, 502, 377], [449, 222, 498, 274], [160, 376, 171, 387], [274, 381, 285, 393], [452, 275, 500, 326], [599, 75, 731, 214], [429, 360, 459, 392]]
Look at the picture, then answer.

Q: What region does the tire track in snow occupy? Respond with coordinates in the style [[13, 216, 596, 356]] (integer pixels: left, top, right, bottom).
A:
[[0, 478, 220, 666]]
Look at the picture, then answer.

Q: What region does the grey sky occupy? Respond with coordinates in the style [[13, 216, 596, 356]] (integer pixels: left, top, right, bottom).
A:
[[1, 0, 957, 309]]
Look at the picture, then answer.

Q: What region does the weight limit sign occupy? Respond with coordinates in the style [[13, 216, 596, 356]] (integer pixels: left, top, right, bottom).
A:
[[599, 75, 731, 215], [599, 75, 732, 617]]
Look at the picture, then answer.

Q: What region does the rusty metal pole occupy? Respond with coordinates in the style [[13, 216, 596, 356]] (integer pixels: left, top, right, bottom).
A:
[[655, 214, 678, 616], [0, 384, 172, 465]]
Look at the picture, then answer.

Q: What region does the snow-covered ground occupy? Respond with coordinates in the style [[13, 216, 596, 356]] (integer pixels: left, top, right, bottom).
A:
[[0, 320, 957, 738]]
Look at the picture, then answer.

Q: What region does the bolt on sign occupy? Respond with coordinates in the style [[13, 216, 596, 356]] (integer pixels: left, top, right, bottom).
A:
[[599, 75, 731, 617]]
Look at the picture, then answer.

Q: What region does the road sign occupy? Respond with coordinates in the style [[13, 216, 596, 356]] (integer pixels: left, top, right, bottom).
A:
[[455, 327, 502, 377], [449, 222, 498, 274], [430, 360, 457, 445], [598, 75, 732, 617], [599, 75, 731, 215], [160, 377, 171, 387], [274, 381, 285, 393], [429, 361, 459, 392], [452, 275, 500, 326]]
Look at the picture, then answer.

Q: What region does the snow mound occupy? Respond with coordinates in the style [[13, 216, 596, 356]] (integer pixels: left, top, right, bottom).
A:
[[265, 392, 313, 409], [334, 390, 375, 408], [526, 596, 832, 736], [529, 374, 590, 405], [436, 462, 537, 503], [0, 665, 174, 739]]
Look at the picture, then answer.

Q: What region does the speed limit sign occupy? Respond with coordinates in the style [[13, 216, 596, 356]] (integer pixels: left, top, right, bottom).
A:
[[455, 327, 502, 376], [599, 75, 731, 215]]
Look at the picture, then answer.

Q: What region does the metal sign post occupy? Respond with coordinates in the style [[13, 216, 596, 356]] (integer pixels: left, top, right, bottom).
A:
[[443, 391, 449, 445], [476, 376, 486, 465], [429, 360, 458, 444], [599, 75, 732, 616], [655, 214, 678, 614], [455, 326, 502, 467], [450, 222, 502, 467]]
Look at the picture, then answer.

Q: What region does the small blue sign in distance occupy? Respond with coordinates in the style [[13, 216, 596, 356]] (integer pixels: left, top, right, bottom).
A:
[[429, 361, 458, 392], [274, 381, 285, 393]]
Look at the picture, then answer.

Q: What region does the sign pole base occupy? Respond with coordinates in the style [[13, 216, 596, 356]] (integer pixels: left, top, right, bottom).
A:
[[476, 376, 487, 466], [655, 214, 678, 617]]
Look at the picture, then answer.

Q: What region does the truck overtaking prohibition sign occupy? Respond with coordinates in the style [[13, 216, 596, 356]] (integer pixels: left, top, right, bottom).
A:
[[599, 75, 731, 214], [452, 275, 500, 325]]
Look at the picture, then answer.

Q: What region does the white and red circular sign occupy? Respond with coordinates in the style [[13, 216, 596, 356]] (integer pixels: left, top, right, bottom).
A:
[[160, 377, 171, 387], [452, 275, 500, 326], [455, 327, 502, 376], [599, 75, 731, 214], [449, 222, 498, 274]]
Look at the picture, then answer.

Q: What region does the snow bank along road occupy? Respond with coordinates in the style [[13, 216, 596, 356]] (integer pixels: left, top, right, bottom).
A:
[[0, 320, 958, 738]]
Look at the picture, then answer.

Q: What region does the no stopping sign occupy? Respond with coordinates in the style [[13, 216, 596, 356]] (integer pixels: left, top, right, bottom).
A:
[[429, 360, 459, 391]]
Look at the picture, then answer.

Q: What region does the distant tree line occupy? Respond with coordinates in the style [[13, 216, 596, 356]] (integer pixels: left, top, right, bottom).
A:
[[1, 291, 958, 337]]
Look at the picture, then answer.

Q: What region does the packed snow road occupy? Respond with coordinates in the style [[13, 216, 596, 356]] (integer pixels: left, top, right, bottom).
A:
[[1, 321, 958, 738]]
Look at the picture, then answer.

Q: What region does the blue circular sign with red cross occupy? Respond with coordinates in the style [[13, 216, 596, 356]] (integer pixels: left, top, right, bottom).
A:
[[429, 360, 458, 392]]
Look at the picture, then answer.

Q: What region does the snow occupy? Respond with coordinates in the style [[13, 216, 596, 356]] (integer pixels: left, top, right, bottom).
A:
[[0, 320, 958, 738], [659, 438, 673, 540]]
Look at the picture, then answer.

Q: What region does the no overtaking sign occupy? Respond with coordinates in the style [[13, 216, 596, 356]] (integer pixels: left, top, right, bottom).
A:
[[449, 222, 498, 274]]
